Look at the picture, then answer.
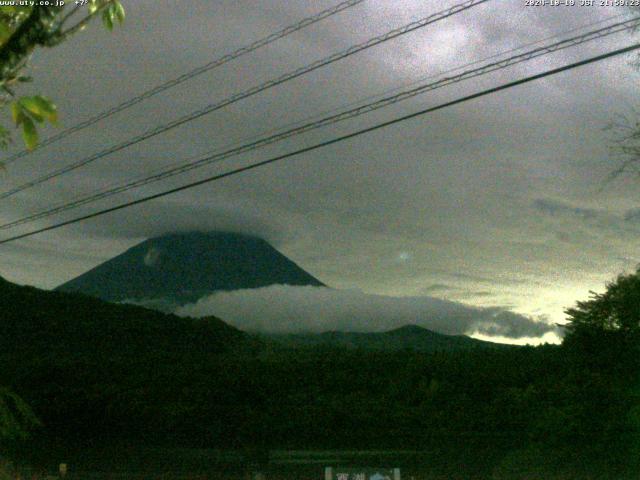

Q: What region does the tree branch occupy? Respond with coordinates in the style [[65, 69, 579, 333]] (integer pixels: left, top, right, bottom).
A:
[[55, 1, 117, 44], [0, 7, 60, 83], [58, 4, 83, 29]]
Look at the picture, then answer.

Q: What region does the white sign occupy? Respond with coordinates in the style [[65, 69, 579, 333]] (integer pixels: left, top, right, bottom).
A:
[[325, 467, 400, 480]]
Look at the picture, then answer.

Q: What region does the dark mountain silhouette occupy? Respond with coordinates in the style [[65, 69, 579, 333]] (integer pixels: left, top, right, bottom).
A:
[[0, 275, 249, 367], [56, 231, 324, 306], [0, 275, 259, 452], [263, 324, 513, 352]]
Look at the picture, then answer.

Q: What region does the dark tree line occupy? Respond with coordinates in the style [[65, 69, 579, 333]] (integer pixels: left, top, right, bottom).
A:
[[0, 268, 639, 478]]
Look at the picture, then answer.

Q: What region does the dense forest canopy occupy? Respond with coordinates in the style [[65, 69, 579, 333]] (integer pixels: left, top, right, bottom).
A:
[[0, 273, 637, 478]]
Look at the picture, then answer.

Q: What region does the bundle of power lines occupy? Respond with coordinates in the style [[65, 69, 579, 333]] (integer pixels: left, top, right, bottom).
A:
[[1, 0, 638, 245]]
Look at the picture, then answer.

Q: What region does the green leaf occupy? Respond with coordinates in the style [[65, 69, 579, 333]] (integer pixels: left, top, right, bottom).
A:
[[0, 387, 41, 441], [32, 95, 58, 124], [21, 116, 37, 151], [17, 96, 57, 124], [11, 102, 22, 125], [114, 1, 125, 24], [18, 97, 45, 123], [102, 8, 114, 31]]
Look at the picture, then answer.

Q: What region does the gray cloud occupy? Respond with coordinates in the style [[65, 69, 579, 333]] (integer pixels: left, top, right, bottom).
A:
[[421, 283, 455, 293], [65, 199, 291, 246], [176, 285, 559, 340], [533, 198, 599, 219]]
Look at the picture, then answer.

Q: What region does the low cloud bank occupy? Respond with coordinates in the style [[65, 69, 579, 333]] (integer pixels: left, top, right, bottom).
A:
[[176, 285, 558, 340]]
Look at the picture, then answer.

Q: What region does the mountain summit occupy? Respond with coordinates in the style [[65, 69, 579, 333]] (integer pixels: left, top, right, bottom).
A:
[[56, 231, 324, 306]]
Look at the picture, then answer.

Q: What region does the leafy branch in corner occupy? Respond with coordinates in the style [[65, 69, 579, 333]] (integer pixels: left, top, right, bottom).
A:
[[0, 0, 125, 153]]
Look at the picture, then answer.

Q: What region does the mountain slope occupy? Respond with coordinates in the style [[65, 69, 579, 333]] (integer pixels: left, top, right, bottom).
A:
[[263, 324, 512, 352], [0, 275, 256, 448], [0, 275, 248, 366], [56, 231, 324, 306]]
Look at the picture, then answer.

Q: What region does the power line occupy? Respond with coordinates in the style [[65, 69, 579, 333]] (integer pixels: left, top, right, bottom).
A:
[[3, 16, 638, 230], [4, 16, 636, 229], [2, 0, 367, 166], [328, 11, 629, 114], [1, 41, 637, 246], [0, 0, 490, 200]]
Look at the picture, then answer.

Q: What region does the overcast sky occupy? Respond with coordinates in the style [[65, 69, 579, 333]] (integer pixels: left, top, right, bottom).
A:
[[2, 0, 640, 343]]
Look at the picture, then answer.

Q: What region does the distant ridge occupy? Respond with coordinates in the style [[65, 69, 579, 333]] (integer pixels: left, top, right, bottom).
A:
[[56, 231, 324, 307], [263, 324, 513, 352]]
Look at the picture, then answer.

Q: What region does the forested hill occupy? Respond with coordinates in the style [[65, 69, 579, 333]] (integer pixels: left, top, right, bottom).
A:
[[264, 324, 514, 352], [0, 275, 247, 362], [0, 275, 254, 447]]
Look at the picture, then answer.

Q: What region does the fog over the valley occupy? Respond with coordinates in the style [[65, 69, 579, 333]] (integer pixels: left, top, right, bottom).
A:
[[176, 285, 560, 342]]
